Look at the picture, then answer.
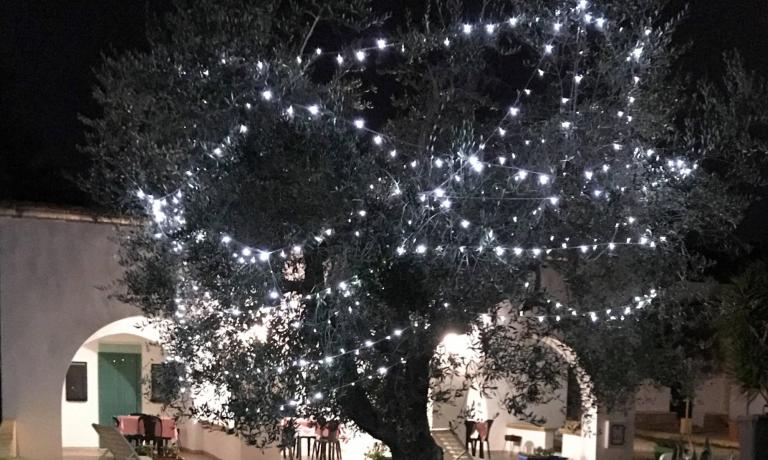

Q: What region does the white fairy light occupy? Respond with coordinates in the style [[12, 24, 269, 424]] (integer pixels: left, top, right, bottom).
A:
[[574, 74, 583, 84], [509, 17, 519, 27], [460, 219, 470, 228], [462, 24, 473, 35], [415, 244, 427, 254], [509, 107, 520, 116], [315, 48, 322, 55], [513, 247, 524, 256], [443, 37, 451, 47], [355, 50, 366, 62], [258, 250, 270, 262], [468, 155, 484, 173], [336, 54, 344, 65], [548, 196, 559, 205], [307, 105, 320, 115], [485, 24, 496, 34], [544, 44, 554, 54], [261, 89, 273, 101], [354, 119, 365, 129], [498, 156, 507, 165], [538, 174, 550, 185], [376, 38, 387, 49], [373, 135, 383, 145], [584, 170, 594, 180]]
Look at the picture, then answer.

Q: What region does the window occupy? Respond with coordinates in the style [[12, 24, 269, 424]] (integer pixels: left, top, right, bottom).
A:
[[150, 363, 182, 403]]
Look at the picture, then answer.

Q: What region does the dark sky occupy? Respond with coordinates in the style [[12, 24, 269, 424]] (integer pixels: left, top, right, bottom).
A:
[[0, 0, 766, 254]]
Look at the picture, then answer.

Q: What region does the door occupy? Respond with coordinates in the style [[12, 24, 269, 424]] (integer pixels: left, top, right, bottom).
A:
[[98, 352, 141, 425]]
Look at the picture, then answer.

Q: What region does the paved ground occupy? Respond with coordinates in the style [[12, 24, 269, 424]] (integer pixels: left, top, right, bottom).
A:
[[62, 448, 218, 460]]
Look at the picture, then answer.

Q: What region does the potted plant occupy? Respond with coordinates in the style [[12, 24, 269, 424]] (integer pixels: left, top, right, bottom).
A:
[[716, 262, 768, 460], [518, 447, 567, 460], [154, 443, 183, 459], [364, 442, 391, 460]]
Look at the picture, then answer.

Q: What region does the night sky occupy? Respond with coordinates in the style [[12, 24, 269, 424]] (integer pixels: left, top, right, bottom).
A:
[[0, 0, 766, 257]]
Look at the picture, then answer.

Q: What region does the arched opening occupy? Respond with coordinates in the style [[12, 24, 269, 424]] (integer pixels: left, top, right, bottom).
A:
[[429, 332, 600, 458], [59, 316, 171, 458]]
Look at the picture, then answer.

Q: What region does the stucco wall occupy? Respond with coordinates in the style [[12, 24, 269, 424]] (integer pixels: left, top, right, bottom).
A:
[[0, 215, 140, 460]]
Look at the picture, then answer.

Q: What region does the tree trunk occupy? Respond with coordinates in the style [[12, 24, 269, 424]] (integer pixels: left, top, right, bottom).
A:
[[337, 349, 444, 460], [388, 428, 444, 460]]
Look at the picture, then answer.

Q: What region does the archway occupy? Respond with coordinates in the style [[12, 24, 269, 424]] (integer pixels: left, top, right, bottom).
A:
[[429, 332, 603, 458], [60, 316, 165, 455]]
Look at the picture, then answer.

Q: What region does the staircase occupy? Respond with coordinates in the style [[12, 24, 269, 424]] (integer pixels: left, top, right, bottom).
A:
[[432, 428, 469, 460], [0, 420, 17, 458]]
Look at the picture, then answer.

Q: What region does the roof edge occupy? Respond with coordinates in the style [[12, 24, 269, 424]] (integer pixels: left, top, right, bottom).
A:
[[0, 201, 136, 225]]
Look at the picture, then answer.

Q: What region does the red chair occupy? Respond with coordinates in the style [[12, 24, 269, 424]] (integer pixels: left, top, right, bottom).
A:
[[465, 419, 494, 459], [312, 420, 342, 460]]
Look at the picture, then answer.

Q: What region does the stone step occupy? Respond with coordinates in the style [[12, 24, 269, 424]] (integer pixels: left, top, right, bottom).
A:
[[0, 420, 17, 458]]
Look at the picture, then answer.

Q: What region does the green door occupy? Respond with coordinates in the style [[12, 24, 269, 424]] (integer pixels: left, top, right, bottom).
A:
[[98, 352, 142, 425]]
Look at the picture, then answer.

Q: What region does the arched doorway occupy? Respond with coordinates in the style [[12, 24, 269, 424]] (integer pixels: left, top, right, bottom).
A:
[[60, 316, 166, 457], [429, 332, 604, 458]]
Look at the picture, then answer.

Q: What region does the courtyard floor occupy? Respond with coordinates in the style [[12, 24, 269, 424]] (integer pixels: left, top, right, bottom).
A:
[[62, 447, 218, 460]]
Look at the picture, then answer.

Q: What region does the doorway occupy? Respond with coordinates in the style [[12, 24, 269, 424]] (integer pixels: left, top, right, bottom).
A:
[[98, 352, 141, 425]]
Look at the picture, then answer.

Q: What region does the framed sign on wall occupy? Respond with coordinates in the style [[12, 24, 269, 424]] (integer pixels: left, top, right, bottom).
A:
[[65, 362, 88, 402], [609, 423, 626, 446]]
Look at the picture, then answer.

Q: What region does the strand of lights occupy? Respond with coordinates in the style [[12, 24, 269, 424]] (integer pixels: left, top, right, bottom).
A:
[[515, 289, 659, 323], [281, 363, 402, 411], [395, 236, 662, 259]]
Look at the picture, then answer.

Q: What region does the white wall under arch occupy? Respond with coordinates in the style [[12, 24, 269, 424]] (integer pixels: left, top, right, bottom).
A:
[[0, 214, 143, 460]]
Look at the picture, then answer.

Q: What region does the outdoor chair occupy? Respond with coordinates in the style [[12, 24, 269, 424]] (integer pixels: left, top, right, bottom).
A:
[[91, 424, 153, 460], [137, 414, 164, 450], [312, 420, 342, 460], [465, 419, 494, 459]]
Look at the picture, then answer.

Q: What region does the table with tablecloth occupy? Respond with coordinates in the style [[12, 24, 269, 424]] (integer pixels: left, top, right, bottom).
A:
[[116, 415, 178, 441]]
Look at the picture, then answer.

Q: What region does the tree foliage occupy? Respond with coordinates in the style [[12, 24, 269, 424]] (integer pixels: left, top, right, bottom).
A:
[[82, 0, 765, 457], [718, 261, 768, 409]]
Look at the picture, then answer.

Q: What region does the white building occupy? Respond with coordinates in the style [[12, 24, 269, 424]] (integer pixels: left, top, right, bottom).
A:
[[5, 204, 738, 460]]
